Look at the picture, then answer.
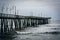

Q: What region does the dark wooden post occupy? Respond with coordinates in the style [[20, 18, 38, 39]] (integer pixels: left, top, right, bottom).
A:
[[0, 13, 3, 33]]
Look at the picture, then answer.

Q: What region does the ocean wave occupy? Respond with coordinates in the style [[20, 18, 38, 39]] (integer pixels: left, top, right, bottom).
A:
[[42, 31, 60, 34], [16, 31, 60, 35], [16, 31, 32, 35], [16, 23, 60, 35]]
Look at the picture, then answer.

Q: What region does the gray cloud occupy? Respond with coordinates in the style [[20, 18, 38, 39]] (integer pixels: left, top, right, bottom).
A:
[[0, 0, 60, 20]]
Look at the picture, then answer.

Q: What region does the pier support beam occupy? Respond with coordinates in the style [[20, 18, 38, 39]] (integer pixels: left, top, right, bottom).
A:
[[29, 19, 32, 26], [36, 20, 39, 25], [14, 19, 17, 30], [4, 19, 8, 33], [18, 19, 21, 29], [10, 19, 13, 31], [20, 19, 24, 29], [1, 19, 3, 33], [24, 19, 28, 27]]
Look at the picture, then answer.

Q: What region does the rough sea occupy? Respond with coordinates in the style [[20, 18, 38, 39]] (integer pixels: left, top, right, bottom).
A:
[[0, 20, 60, 40]]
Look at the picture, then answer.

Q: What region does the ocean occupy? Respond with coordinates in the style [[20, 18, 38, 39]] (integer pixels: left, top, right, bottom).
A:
[[0, 20, 60, 40]]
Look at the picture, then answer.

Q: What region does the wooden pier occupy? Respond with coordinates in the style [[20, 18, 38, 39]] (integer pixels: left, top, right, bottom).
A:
[[0, 13, 51, 34]]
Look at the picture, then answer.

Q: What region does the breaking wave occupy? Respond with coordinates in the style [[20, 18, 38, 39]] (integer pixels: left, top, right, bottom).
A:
[[16, 23, 60, 35]]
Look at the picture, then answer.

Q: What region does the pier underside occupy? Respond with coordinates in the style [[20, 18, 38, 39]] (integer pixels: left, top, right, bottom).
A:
[[0, 13, 51, 34]]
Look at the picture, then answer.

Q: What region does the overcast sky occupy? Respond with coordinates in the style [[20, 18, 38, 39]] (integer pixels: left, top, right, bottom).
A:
[[0, 0, 60, 20]]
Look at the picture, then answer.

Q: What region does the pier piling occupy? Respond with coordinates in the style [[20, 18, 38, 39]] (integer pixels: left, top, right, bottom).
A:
[[0, 13, 51, 34]]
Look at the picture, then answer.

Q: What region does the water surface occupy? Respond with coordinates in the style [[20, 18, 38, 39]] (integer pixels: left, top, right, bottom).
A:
[[0, 20, 60, 40]]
